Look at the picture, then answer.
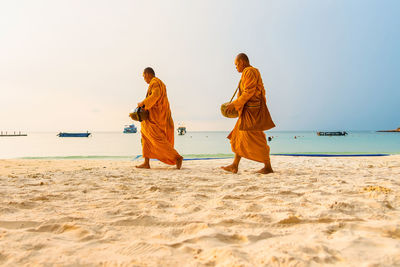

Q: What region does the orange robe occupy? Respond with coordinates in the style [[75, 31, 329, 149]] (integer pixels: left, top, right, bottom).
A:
[[141, 77, 181, 165], [228, 66, 275, 163]]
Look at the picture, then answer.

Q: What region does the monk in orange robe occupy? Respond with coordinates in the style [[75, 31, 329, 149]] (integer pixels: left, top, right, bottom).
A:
[[136, 67, 183, 169], [222, 53, 275, 174]]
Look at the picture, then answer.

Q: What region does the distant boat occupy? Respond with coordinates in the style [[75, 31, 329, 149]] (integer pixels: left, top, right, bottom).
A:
[[177, 126, 186, 135], [123, 124, 137, 134], [317, 131, 348, 136], [57, 132, 91, 137]]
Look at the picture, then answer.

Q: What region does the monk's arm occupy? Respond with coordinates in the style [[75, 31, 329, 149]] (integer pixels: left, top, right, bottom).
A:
[[231, 69, 257, 110], [143, 82, 161, 109]]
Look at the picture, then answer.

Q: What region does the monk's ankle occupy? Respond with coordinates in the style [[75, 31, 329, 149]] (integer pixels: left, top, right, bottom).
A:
[[256, 167, 273, 174], [136, 163, 150, 169], [221, 164, 238, 174], [176, 156, 183, 170]]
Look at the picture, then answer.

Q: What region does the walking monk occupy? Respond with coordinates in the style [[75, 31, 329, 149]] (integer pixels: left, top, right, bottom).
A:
[[222, 53, 275, 174], [136, 67, 183, 169]]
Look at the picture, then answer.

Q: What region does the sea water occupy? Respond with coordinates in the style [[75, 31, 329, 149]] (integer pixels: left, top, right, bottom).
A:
[[0, 131, 399, 159]]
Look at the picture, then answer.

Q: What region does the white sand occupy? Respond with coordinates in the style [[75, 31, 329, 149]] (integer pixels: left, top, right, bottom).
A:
[[0, 156, 399, 266]]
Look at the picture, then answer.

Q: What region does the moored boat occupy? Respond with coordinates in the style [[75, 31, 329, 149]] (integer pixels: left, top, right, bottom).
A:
[[317, 131, 348, 136], [57, 132, 91, 137], [177, 126, 186, 135], [123, 124, 137, 133]]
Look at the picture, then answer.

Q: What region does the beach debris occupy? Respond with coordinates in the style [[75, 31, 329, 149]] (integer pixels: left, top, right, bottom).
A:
[[277, 215, 302, 225], [329, 201, 354, 211], [362, 185, 391, 194]]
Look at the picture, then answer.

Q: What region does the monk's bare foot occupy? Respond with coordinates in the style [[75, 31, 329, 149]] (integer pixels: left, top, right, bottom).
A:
[[136, 163, 150, 169], [176, 156, 183, 169], [256, 167, 274, 174], [221, 164, 238, 174]]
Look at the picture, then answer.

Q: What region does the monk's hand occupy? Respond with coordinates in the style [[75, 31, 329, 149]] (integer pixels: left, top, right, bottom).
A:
[[226, 103, 236, 113], [137, 101, 144, 107]]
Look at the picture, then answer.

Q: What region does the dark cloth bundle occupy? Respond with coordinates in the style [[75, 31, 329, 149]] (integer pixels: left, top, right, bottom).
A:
[[130, 106, 149, 122]]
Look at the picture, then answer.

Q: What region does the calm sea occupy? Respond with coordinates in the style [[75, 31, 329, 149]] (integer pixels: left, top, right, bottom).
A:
[[0, 131, 399, 159]]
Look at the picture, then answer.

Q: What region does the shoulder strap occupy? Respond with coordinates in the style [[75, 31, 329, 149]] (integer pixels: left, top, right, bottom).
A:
[[229, 80, 241, 103], [137, 107, 142, 122]]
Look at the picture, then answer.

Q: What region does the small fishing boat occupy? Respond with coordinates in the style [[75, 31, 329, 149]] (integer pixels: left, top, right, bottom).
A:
[[317, 131, 348, 136], [177, 126, 187, 135], [57, 132, 91, 137], [123, 124, 137, 133]]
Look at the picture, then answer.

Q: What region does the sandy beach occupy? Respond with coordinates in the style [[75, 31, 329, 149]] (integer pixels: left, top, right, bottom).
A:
[[0, 155, 399, 266]]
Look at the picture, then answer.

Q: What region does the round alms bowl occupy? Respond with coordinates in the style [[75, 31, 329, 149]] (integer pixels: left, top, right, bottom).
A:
[[221, 102, 239, 118]]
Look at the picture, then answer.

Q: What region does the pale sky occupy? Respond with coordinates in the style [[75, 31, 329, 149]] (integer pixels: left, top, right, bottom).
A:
[[1, 0, 399, 132]]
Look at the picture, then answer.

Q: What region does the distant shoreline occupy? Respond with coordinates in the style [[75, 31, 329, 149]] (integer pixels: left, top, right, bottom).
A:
[[4, 153, 398, 161], [377, 129, 400, 133]]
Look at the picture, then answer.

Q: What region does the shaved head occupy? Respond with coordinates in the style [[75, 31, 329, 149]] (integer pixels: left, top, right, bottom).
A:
[[143, 67, 155, 84], [234, 53, 250, 73], [143, 67, 155, 76], [236, 53, 250, 64]]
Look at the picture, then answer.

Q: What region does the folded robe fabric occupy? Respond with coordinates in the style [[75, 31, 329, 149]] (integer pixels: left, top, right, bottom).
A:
[[228, 66, 274, 163], [141, 77, 181, 165]]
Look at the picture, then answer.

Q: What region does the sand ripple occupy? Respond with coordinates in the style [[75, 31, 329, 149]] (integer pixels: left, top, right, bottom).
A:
[[0, 156, 399, 266]]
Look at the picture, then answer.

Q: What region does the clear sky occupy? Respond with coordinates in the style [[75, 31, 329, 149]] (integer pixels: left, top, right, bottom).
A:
[[1, 0, 399, 132]]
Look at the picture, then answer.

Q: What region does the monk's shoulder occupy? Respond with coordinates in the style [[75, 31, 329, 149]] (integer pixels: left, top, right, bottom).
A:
[[242, 67, 259, 80], [148, 78, 159, 90], [152, 77, 166, 87], [149, 78, 157, 86]]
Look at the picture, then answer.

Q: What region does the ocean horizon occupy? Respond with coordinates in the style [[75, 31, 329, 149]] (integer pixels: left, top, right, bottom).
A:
[[1, 130, 399, 160]]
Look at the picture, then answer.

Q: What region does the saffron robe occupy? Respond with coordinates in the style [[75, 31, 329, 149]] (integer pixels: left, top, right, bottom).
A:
[[141, 77, 181, 165], [228, 66, 275, 163]]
